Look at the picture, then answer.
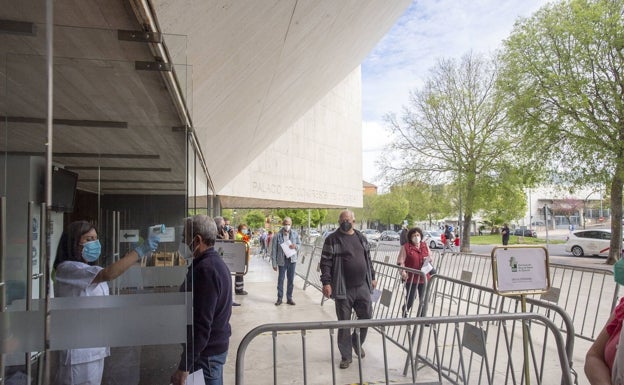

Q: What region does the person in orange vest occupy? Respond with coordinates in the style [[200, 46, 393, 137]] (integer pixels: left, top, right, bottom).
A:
[[234, 223, 250, 295]]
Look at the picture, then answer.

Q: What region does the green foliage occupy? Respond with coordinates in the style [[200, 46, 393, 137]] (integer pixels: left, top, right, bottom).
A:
[[272, 209, 327, 228], [244, 210, 266, 230], [390, 183, 454, 226], [498, 0, 624, 262], [372, 193, 409, 226]]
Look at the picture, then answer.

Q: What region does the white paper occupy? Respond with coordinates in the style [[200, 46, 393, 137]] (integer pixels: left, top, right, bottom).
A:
[[371, 288, 382, 302], [186, 369, 205, 385], [168, 369, 205, 385], [280, 239, 297, 258], [421, 262, 434, 275]]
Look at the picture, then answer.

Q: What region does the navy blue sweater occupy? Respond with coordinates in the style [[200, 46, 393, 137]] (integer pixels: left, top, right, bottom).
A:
[[178, 247, 232, 371]]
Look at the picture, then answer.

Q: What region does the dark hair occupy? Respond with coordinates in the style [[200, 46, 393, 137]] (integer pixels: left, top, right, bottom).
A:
[[53, 220, 96, 269], [407, 227, 423, 241]]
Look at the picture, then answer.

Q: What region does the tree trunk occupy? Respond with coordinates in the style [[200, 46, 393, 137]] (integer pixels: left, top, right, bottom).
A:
[[606, 166, 623, 265], [460, 172, 477, 253]]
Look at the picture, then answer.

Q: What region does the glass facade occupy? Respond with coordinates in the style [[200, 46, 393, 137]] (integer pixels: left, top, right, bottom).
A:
[[0, 2, 211, 383]]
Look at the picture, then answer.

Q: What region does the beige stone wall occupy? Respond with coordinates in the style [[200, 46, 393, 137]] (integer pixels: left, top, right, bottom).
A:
[[217, 67, 363, 208]]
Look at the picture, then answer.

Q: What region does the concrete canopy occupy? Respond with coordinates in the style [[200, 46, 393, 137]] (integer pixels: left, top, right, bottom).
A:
[[1, 0, 410, 207]]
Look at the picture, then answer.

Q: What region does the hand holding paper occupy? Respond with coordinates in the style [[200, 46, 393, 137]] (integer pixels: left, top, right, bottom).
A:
[[280, 239, 297, 258]]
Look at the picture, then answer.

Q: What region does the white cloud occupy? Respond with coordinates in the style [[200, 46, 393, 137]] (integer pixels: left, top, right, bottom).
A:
[[361, 0, 552, 186]]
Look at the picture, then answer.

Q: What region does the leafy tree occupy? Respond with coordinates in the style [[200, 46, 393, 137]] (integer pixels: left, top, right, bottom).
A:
[[244, 210, 266, 230], [552, 198, 584, 226], [353, 195, 379, 229], [381, 52, 527, 251], [479, 183, 527, 229], [372, 193, 409, 227], [499, 0, 624, 263], [391, 182, 454, 227], [274, 209, 307, 227]]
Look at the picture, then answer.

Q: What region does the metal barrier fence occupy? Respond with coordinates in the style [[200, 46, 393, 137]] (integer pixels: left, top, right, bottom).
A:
[[419, 274, 577, 385], [293, 241, 616, 384], [235, 314, 574, 385], [435, 251, 619, 342]]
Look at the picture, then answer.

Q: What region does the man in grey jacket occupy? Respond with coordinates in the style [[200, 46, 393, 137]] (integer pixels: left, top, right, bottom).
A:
[[271, 216, 301, 306], [320, 210, 377, 369]]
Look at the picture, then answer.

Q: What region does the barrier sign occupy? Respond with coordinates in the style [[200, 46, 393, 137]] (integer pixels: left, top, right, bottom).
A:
[[491, 246, 550, 295], [215, 240, 247, 274]]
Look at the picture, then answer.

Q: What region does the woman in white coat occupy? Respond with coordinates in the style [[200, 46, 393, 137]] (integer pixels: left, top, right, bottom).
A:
[[53, 220, 159, 385]]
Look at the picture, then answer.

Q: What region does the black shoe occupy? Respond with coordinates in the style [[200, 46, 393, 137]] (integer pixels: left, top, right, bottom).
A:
[[339, 358, 352, 369], [232, 302, 241, 307], [287, 299, 296, 305], [353, 345, 365, 358], [275, 299, 282, 306], [235, 290, 248, 295]]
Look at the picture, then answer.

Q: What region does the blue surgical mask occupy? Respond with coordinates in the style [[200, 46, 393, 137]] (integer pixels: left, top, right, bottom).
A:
[[614, 258, 624, 285], [82, 240, 101, 262], [177, 241, 194, 260]]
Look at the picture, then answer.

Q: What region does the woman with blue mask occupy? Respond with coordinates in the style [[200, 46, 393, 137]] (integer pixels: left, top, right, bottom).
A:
[[585, 257, 624, 384], [53, 220, 159, 385]]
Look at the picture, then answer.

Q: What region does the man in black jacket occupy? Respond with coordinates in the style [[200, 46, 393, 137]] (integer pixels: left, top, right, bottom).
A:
[[320, 210, 377, 369], [171, 215, 232, 385]]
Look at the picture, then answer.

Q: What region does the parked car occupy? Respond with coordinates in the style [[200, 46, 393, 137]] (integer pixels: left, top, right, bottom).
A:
[[513, 228, 537, 237], [565, 229, 620, 257], [308, 229, 321, 238], [424, 230, 445, 249], [362, 229, 381, 242], [379, 230, 400, 241]]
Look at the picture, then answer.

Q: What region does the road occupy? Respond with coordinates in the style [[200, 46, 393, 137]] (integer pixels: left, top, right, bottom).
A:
[[375, 239, 613, 272]]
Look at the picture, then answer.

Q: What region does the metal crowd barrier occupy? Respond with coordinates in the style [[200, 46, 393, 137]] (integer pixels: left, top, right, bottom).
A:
[[235, 314, 574, 385], [418, 274, 577, 385], [435, 251, 619, 342], [293, 242, 600, 382], [295, 244, 321, 292]]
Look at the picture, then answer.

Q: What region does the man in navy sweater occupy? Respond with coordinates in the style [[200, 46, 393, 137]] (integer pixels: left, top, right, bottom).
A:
[[171, 215, 233, 385]]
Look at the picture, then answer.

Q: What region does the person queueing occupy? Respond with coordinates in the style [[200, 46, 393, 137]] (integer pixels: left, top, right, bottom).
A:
[[170, 215, 232, 385], [396, 227, 431, 318], [214, 216, 241, 307], [234, 223, 250, 295], [53, 220, 160, 385], [270, 217, 301, 306], [320, 209, 377, 369]]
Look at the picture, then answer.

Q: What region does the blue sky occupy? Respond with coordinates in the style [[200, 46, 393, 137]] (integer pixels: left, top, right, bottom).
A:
[[361, 0, 552, 187]]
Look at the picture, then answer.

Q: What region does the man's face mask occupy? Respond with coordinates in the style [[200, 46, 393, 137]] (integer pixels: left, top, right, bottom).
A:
[[178, 237, 195, 260], [339, 220, 352, 232], [614, 258, 624, 285], [82, 240, 101, 262]]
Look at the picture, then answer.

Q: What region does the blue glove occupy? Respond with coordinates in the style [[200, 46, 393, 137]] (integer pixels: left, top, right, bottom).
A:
[[135, 233, 160, 258]]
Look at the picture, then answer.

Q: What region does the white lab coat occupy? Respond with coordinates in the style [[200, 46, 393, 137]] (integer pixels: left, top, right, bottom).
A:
[[54, 261, 110, 384]]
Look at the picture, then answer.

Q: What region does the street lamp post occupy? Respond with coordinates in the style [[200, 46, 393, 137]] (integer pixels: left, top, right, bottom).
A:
[[583, 190, 599, 229]]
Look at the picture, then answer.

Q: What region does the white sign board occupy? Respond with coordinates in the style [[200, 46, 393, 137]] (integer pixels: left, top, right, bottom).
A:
[[215, 240, 247, 274], [119, 229, 139, 243], [492, 246, 550, 295]]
